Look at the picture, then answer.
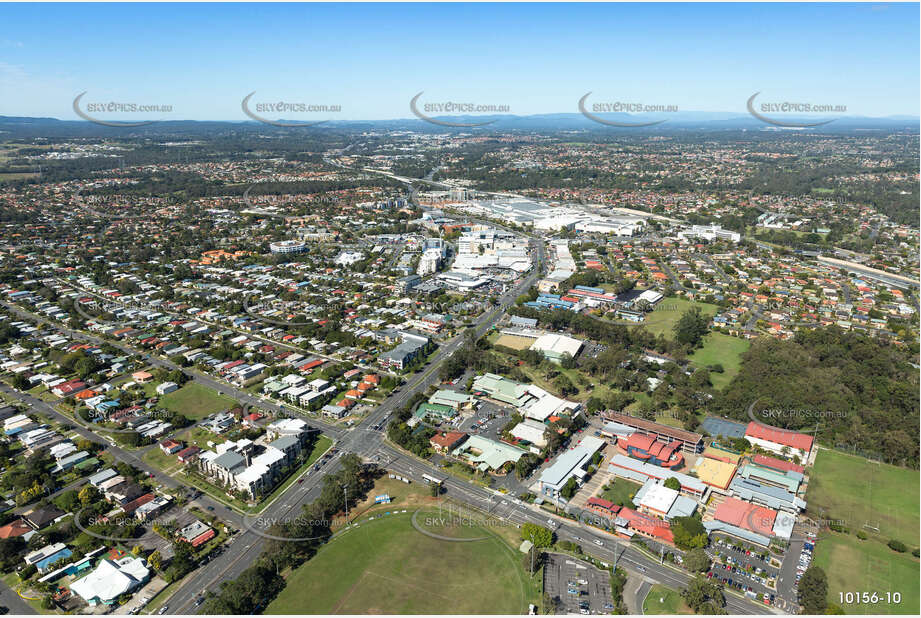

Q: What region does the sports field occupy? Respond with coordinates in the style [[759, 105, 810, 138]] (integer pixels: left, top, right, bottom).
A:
[[813, 531, 919, 614], [266, 509, 536, 614], [157, 382, 238, 419], [807, 448, 919, 545], [687, 332, 750, 390], [641, 297, 719, 339], [643, 584, 692, 614], [495, 334, 537, 351]]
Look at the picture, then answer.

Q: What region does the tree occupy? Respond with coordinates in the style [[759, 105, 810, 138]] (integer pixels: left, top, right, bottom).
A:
[[798, 566, 828, 614], [663, 477, 681, 491], [560, 477, 579, 500], [78, 485, 100, 506], [887, 539, 907, 552], [682, 575, 726, 614], [147, 550, 162, 571], [684, 548, 711, 573], [671, 516, 708, 550], [673, 307, 710, 347], [0, 537, 26, 572], [520, 523, 553, 548]]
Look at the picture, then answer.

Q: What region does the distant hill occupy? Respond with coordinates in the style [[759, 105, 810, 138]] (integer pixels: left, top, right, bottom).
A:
[[0, 112, 917, 138]]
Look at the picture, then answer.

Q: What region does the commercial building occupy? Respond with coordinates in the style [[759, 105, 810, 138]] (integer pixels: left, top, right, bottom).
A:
[[694, 457, 738, 491], [704, 496, 781, 547], [618, 433, 684, 468], [378, 332, 429, 370], [633, 479, 698, 521], [269, 240, 308, 255], [451, 435, 525, 473], [537, 436, 606, 500], [608, 454, 707, 498], [602, 411, 704, 454], [529, 333, 583, 363], [677, 224, 741, 244], [744, 422, 813, 460]]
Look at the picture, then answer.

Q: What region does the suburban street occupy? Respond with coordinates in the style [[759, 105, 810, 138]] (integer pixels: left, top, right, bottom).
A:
[[1, 234, 774, 616]]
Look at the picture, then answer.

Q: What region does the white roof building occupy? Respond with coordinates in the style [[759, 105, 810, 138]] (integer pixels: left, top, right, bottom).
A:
[[69, 556, 150, 606]]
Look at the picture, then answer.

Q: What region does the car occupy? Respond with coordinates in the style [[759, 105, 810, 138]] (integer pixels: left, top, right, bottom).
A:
[[637, 566, 645, 573], [707, 572, 713, 579], [140, 597, 150, 606], [194, 598, 205, 607], [547, 519, 556, 527], [157, 607, 168, 615], [297, 479, 304, 484], [206, 506, 214, 511]]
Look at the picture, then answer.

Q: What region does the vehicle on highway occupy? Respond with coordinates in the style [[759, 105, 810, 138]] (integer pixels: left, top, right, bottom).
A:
[[594, 539, 603, 547], [194, 597, 205, 607], [157, 606, 168, 615]]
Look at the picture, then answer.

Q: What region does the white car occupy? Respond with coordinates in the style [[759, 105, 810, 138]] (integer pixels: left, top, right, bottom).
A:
[[594, 539, 604, 547]]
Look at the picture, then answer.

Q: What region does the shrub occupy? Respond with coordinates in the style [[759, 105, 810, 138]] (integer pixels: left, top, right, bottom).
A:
[[888, 539, 907, 553], [856, 530, 868, 540]]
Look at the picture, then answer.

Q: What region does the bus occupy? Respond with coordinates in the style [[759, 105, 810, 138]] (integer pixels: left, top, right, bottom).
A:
[[422, 474, 443, 485]]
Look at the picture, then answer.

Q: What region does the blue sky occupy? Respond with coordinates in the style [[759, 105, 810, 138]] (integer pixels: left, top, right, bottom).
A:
[[1, 2, 918, 121]]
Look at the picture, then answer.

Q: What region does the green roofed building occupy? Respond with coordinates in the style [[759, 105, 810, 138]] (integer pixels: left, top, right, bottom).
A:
[[429, 389, 475, 410], [75, 458, 100, 471], [471, 373, 532, 407], [738, 463, 802, 494], [451, 435, 525, 473], [414, 403, 456, 422]]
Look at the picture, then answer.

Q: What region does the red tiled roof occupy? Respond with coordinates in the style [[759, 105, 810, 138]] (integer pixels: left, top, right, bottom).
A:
[[430, 431, 466, 450], [751, 454, 805, 474], [713, 497, 776, 537], [745, 422, 813, 451], [0, 518, 32, 539]]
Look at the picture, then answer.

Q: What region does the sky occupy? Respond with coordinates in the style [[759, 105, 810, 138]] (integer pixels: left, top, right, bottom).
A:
[[1, 2, 918, 122]]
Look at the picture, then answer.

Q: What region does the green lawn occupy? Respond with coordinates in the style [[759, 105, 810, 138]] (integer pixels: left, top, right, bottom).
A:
[[813, 531, 919, 614], [600, 478, 641, 509], [643, 584, 692, 614], [266, 509, 535, 614], [687, 332, 750, 390], [156, 382, 238, 419], [807, 448, 919, 546], [642, 298, 719, 339]]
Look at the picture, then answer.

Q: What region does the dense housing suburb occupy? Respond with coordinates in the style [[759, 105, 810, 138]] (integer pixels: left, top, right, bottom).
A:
[[0, 6, 918, 612]]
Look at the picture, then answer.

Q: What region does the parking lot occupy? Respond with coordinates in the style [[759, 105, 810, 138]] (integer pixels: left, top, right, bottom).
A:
[[543, 553, 613, 615], [708, 535, 779, 606]]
